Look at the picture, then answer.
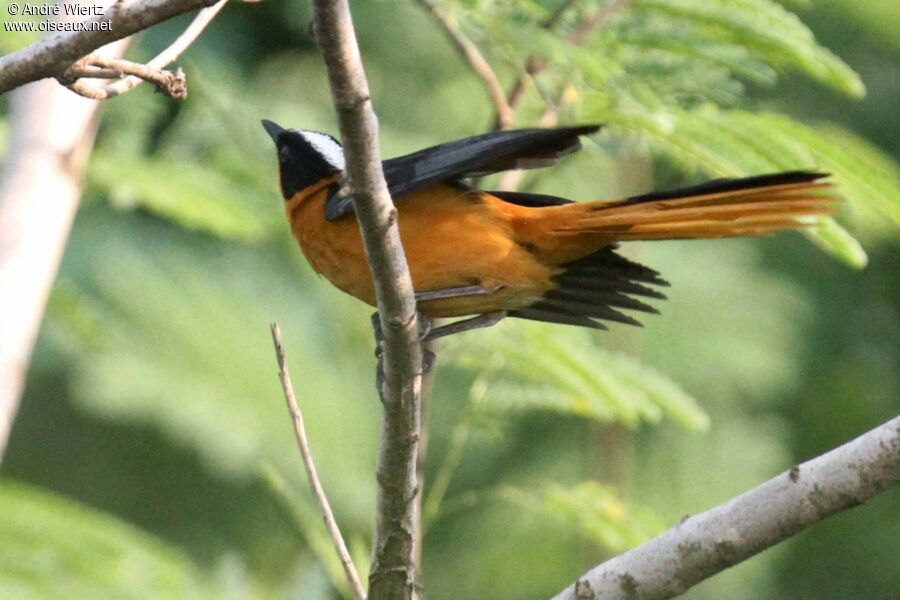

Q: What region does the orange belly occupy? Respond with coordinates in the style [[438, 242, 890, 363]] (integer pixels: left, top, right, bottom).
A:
[[285, 180, 562, 317]]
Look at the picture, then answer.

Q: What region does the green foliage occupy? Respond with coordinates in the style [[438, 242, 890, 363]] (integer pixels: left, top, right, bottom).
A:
[[447, 322, 709, 430], [0, 480, 207, 599], [501, 481, 664, 551], [261, 466, 368, 599], [628, 0, 864, 98], [89, 152, 268, 242], [46, 206, 381, 522], [635, 242, 814, 399], [0, 0, 40, 53]]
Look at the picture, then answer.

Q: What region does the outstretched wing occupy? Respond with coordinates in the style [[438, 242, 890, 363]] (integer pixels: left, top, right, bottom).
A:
[[324, 124, 601, 221]]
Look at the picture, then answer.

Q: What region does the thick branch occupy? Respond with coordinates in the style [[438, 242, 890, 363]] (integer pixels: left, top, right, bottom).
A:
[[553, 416, 900, 600], [415, 0, 514, 129], [270, 324, 366, 600], [0, 1, 131, 459], [310, 2, 423, 600], [0, 0, 220, 94]]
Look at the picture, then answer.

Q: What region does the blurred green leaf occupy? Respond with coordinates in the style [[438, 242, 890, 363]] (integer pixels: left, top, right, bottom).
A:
[[89, 152, 269, 242], [805, 217, 868, 269], [629, 0, 865, 98], [260, 465, 366, 600], [500, 481, 665, 552], [0, 0, 40, 54], [446, 322, 709, 431], [746, 115, 900, 228], [0, 480, 206, 600], [634, 243, 812, 399]]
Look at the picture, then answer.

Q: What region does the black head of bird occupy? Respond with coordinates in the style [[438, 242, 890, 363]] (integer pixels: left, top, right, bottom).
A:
[[262, 119, 345, 200]]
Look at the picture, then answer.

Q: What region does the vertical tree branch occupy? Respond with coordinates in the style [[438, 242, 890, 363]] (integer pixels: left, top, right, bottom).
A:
[[412, 339, 439, 569], [310, 2, 423, 599], [0, 1, 130, 460], [552, 416, 900, 600], [270, 324, 366, 600]]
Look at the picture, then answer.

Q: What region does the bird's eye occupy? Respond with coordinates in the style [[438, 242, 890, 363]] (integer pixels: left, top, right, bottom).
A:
[[279, 146, 291, 160]]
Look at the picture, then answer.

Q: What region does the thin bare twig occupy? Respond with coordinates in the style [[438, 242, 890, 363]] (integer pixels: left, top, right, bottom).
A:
[[552, 416, 900, 600], [62, 0, 228, 99], [62, 55, 187, 99], [270, 324, 366, 600], [63, 66, 124, 79], [415, 0, 514, 129], [311, 2, 424, 599]]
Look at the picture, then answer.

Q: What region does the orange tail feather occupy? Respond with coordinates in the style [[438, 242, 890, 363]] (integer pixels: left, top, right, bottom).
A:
[[556, 171, 835, 240]]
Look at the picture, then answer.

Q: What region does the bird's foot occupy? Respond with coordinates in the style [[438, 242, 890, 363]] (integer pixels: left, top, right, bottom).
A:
[[421, 310, 507, 342]]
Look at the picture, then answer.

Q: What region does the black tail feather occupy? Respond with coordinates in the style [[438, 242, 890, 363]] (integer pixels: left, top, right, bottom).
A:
[[509, 305, 609, 330], [619, 170, 828, 207], [512, 247, 667, 331]]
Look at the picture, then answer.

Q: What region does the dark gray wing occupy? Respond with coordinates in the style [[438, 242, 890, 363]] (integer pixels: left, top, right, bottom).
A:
[[324, 124, 601, 221]]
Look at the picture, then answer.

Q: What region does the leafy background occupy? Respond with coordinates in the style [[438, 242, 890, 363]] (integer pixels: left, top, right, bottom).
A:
[[1, 0, 898, 598]]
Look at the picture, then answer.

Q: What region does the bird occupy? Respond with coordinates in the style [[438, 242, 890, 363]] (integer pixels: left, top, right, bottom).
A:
[[262, 120, 834, 340]]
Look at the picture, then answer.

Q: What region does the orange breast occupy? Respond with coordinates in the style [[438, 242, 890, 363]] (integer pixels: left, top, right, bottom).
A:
[[285, 181, 560, 318]]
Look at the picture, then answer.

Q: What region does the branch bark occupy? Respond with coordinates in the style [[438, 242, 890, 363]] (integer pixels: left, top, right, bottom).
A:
[[0, 0, 220, 94], [62, 55, 187, 99], [0, 1, 130, 461], [270, 324, 366, 600], [552, 416, 900, 600], [310, 2, 423, 600]]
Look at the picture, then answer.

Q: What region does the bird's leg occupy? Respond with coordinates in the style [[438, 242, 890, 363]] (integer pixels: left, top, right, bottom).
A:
[[370, 311, 437, 384], [414, 284, 503, 302], [418, 315, 436, 375], [370, 285, 503, 386], [422, 311, 507, 342]]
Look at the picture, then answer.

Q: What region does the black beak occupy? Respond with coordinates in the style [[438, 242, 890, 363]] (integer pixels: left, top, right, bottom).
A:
[[261, 119, 285, 144]]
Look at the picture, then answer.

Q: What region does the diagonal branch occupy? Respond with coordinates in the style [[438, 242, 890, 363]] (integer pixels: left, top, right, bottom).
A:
[[414, 0, 514, 129], [0, 0, 221, 94], [310, 2, 424, 600], [552, 415, 900, 600], [270, 324, 366, 600]]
